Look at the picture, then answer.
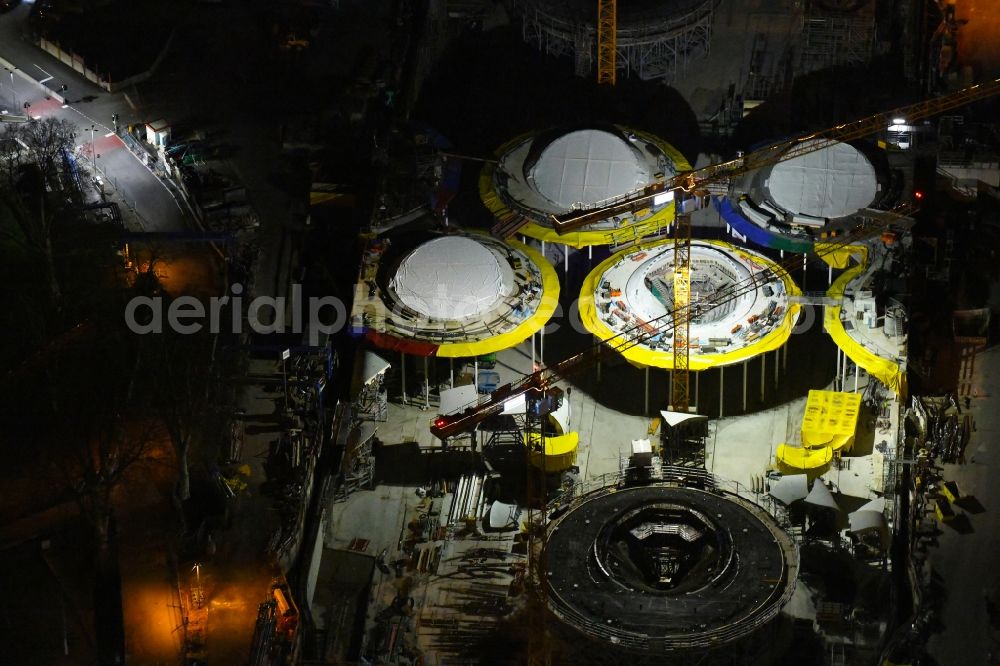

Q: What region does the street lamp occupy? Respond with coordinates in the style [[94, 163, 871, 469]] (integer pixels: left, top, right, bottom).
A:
[[4, 67, 16, 111], [90, 124, 104, 198]]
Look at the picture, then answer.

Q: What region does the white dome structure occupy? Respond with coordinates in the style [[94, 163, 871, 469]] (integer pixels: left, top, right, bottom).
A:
[[765, 140, 878, 220], [389, 236, 516, 321], [527, 129, 646, 208]]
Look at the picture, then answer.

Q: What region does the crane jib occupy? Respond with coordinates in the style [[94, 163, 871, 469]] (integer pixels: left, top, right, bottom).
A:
[[548, 77, 1000, 235]]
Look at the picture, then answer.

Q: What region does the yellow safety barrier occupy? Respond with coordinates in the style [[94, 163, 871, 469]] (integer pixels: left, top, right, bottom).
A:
[[480, 128, 691, 248], [823, 245, 907, 397], [801, 390, 862, 452], [527, 431, 580, 473], [437, 237, 560, 358], [578, 239, 802, 370], [775, 443, 833, 472]]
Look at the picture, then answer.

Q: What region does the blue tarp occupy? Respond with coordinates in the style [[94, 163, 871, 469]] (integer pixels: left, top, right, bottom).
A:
[[712, 196, 815, 254]]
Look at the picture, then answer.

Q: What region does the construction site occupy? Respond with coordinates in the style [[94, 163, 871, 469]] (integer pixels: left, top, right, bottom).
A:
[[290, 1, 1000, 665]]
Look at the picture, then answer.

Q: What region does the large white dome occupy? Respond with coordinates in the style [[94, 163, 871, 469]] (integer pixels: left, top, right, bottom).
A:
[[389, 236, 515, 320], [767, 141, 877, 219], [529, 129, 646, 208]]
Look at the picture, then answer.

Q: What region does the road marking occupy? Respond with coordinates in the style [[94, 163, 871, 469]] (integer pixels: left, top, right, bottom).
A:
[[105, 132, 115, 137], [61, 104, 69, 109], [34, 65, 53, 83]]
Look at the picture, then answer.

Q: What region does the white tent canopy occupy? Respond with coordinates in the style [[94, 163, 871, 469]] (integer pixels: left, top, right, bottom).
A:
[[769, 474, 809, 506], [848, 508, 889, 549], [660, 410, 710, 430], [390, 236, 515, 320], [805, 479, 840, 512], [857, 497, 886, 514], [360, 351, 390, 386], [488, 501, 520, 530]]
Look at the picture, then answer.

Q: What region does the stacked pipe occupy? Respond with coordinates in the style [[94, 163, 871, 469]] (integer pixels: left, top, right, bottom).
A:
[[448, 474, 485, 528]]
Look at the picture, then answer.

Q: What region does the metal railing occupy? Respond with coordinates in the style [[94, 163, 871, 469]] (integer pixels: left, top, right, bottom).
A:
[[541, 467, 799, 652]]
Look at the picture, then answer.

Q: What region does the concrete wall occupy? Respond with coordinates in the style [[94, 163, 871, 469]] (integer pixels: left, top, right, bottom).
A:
[[38, 28, 175, 93]]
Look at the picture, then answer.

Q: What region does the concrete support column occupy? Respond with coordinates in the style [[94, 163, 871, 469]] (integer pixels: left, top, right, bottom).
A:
[[595, 335, 601, 383], [802, 254, 807, 287], [541, 240, 546, 261], [836, 347, 841, 390], [540, 325, 544, 366], [719, 365, 724, 419], [854, 361, 860, 393], [694, 370, 699, 413], [828, 263, 833, 285], [760, 354, 766, 402], [449, 357, 454, 388], [774, 349, 779, 390], [588, 245, 593, 265], [644, 366, 650, 416], [742, 359, 748, 412], [531, 334, 536, 369], [424, 356, 430, 409], [564, 244, 569, 276], [668, 370, 673, 408], [401, 352, 406, 403], [474, 359, 479, 391]]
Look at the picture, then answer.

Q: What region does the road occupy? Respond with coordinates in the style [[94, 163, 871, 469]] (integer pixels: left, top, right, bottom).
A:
[[0, 2, 189, 231], [925, 277, 1000, 664]]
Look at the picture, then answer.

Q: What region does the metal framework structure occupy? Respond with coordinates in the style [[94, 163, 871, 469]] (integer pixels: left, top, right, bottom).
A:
[[797, 0, 876, 77], [671, 211, 692, 412], [518, 0, 714, 83], [596, 0, 617, 85]]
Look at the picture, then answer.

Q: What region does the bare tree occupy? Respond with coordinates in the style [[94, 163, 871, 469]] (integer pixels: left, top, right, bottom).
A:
[[45, 329, 159, 545], [5, 117, 78, 301], [0, 125, 24, 186], [138, 312, 219, 511]]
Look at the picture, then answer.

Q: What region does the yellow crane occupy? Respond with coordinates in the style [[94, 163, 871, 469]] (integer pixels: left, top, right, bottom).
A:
[[597, 0, 617, 85], [431, 75, 1000, 661]]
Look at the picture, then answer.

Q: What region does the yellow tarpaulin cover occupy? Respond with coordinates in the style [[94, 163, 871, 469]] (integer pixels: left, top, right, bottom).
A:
[[801, 389, 862, 452], [578, 239, 802, 370], [479, 129, 691, 249], [527, 431, 579, 473], [815, 242, 858, 269], [776, 443, 833, 471], [824, 245, 908, 397], [437, 238, 560, 358]]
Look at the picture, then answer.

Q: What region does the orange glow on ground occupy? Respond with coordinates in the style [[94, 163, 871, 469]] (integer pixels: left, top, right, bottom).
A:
[[956, 0, 1000, 76]]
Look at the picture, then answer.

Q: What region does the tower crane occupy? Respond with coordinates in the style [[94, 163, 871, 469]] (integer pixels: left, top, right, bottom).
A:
[[550, 76, 1000, 234], [437, 76, 1000, 438], [596, 0, 617, 86]]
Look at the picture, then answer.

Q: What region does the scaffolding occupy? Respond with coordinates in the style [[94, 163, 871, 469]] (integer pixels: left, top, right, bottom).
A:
[[796, 0, 876, 77], [518, 0, 714, 82]]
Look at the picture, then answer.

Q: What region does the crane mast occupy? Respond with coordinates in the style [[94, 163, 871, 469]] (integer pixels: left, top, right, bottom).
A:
[[671, 210, 692, 412], [597, 0, 617, 86]]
